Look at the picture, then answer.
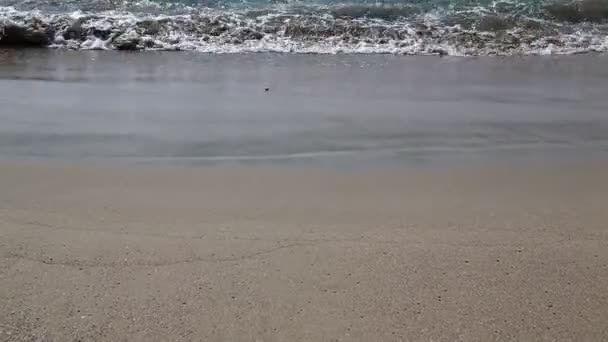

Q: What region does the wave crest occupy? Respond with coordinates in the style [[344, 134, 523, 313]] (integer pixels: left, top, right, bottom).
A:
[[1, 2, 608, 55]]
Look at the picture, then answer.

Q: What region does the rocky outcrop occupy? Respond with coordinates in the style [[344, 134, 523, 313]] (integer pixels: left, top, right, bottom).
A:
[[112, 31, 142, 50], [0, 22, 52, 47]]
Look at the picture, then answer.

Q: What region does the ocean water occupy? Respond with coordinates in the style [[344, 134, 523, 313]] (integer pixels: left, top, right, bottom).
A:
[[1, 0, 608, 55]]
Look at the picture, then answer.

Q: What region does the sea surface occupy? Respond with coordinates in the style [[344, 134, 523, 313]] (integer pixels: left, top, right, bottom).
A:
[[1, 0, 608, 55], [1, 50, 607, 167]]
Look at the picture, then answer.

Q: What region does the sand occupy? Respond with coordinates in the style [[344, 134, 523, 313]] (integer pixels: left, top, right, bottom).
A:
[[0, 161, 607, 341]]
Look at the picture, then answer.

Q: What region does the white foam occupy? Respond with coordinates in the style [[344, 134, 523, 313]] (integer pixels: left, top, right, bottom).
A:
[[2, 5, 608, 56], [80, 37, 111, 50]]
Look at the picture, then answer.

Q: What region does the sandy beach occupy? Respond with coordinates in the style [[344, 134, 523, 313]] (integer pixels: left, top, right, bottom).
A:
[[1, 50, 608, 341], [1, 161, 607, 341]]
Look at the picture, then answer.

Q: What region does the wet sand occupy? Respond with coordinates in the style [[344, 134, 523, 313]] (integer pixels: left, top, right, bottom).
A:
[[1, 161, 607, 341], [1, 50, 608, 167]]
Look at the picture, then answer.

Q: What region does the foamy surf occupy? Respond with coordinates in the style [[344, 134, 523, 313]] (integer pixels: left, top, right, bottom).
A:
[[1, 0, 608, 55]]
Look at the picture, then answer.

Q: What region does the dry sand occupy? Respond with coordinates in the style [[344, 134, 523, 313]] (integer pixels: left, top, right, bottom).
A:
[[1, 161, 607, 341]]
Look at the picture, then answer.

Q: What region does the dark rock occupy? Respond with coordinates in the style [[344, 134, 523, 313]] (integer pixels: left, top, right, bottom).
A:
[[63, 19, 85, 40], [261, 25, 279, 34], [430, 48, 448, 56], [208, 26, 228, 37], [139, 19, 162, 35], [545, 37, 564, 46], [90, 28, 112, 40], [0, 23, 51, 47], [142, 37, 156, 48], [383, 28, 402, 41], [234, 28, 264, 41], [113, 31, 142, 50]]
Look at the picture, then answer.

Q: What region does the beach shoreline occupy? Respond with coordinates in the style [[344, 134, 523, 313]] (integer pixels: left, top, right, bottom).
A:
[[1, 49, 608, 340], [2, 50, 608, 169]]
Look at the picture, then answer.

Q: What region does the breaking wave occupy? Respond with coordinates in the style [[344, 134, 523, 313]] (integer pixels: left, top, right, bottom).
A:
[[1, 0, 608, 55]]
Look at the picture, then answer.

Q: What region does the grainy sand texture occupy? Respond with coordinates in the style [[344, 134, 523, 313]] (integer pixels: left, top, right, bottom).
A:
[[1, 162, 607, 341]]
